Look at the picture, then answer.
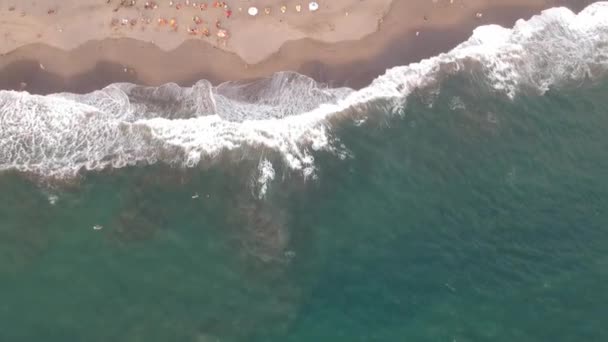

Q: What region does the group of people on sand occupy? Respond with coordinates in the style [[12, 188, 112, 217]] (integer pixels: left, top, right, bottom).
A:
[[109, 0, 235, 42], [108, 0, 322, 44]]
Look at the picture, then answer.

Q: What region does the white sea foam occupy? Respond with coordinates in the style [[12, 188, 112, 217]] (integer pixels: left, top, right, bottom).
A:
[[255, 159, 276, 199], [47, 194, 59, 205], [1, 3, 607, 181]]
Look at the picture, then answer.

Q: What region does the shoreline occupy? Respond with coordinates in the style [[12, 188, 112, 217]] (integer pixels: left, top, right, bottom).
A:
[[0, 0, 596, 94]]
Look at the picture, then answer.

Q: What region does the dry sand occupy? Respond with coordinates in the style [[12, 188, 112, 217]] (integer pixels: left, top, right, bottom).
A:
[[0, 0, 393, 64], [0, 0, 597, 93]]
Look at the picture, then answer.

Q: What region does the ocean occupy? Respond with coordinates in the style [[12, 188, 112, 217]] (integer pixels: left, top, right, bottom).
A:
[[1, 3, 607, 341]]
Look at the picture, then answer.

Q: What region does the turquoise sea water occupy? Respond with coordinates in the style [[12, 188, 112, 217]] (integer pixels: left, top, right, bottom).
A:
[[1, 76, 608, 341]]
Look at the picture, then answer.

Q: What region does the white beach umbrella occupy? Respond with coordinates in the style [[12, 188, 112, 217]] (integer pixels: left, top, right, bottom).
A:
[[248, 7, 258, 16], [309, 2, 319, 12]]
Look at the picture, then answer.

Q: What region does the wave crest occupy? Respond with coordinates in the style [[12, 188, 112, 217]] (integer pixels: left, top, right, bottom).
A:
[[1, 3, 607, 185]]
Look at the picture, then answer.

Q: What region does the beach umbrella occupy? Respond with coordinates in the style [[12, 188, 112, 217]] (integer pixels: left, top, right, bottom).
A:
[[248, 7, 258, 16], [309, 2, 319, 11]]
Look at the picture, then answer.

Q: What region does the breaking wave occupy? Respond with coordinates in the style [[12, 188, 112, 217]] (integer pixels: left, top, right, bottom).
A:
[[1, 3, 607, 190]]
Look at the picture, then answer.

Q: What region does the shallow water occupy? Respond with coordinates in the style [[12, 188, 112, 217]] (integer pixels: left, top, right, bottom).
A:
[[2, 75, 608, 341]]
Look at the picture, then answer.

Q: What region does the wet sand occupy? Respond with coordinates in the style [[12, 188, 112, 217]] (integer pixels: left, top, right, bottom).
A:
[[0, 0, 597, 94]]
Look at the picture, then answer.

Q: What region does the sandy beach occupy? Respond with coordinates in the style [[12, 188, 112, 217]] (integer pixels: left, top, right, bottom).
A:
[[0, 0, 597, 93]]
